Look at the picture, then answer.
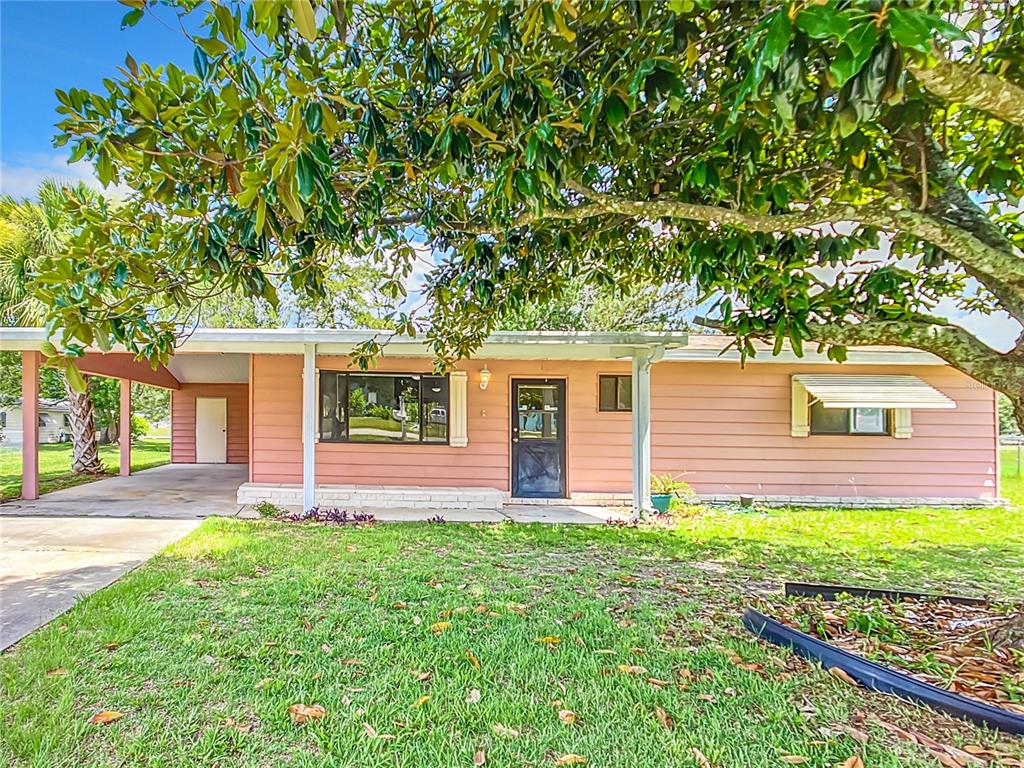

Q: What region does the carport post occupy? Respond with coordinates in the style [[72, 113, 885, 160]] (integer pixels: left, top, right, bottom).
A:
[[302, 343, 316, 511], [630, 345, 665, 516], [21, 351, 40, 500], [119, 379, 131, 476]]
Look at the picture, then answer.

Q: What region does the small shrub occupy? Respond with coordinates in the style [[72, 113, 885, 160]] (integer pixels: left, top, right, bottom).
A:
[[130, 414, 150, 441], [427, 514, 446, 524], [254, 500, 281, 518]]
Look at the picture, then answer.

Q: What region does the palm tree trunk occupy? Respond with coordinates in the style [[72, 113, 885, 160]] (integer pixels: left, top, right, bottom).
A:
[[64, 374, 103, 474]]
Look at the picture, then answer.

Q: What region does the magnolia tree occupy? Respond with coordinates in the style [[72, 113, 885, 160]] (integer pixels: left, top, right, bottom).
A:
[[45, 2, 1022, 418]]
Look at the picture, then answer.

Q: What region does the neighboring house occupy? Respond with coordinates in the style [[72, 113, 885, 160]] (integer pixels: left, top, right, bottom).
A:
[[4, 328, 999, 508], [0, 398, 69, 446]]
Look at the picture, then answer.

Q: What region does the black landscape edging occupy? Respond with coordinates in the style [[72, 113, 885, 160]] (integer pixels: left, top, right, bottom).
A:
[[784, 581, 987, 606], [742, 608, 1024, 736]]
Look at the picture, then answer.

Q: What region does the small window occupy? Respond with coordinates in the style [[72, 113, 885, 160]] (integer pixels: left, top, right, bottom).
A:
[[599, 375, 632, 412], [810, 402, 889, 435], [0, 412, 6, 428]]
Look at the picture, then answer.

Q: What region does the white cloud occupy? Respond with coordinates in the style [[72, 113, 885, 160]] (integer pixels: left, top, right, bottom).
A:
[[0, 152, 127, 199]]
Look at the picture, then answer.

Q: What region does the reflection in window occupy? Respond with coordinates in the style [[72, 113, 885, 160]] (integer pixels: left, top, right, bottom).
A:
[[318, 372, 449, 444], [517, 384, 560, 439], [599, 375, 632, 412], [810, 402, 890, 435]]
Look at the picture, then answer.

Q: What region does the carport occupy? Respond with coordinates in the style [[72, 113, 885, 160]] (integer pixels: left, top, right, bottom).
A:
[[9, 341, 250, 502]]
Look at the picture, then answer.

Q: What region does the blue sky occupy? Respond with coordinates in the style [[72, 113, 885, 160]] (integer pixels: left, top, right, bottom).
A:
[[1, 0, 193, 197]]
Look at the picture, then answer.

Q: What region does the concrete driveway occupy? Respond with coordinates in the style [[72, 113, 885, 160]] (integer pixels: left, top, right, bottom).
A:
[[1, 463, 248, 518], [0, 515, 200, 650], [0, 464, 246, 649]]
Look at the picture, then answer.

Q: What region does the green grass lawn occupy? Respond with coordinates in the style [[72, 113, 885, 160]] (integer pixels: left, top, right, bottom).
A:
[[2, 508, 1022, 767], [0, 439, 170, 500]]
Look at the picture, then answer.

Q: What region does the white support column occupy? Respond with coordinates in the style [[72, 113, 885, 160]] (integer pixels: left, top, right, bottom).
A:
[[631, 346, 663, 514], [302, 343, 316, 511]]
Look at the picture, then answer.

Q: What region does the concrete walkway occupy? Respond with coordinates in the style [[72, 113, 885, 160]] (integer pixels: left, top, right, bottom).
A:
[[0, 515, 200, 650], [0, 463, 248, 519]]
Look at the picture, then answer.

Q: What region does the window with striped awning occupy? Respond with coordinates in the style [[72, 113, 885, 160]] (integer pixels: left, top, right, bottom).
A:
[[792, 375, 955, 410], [790, 375, 955, 439]]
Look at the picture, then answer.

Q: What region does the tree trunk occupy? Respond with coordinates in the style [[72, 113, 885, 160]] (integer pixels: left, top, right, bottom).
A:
[[65, 375, 103, 474]]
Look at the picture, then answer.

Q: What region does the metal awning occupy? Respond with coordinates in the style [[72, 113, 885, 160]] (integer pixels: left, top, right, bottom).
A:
[[793, 374, 956, 409]]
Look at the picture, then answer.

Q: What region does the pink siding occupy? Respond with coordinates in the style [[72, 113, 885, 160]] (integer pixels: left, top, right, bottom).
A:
[[651, 363, 998, 500], [247, 354, 997, 501], [171, 383, 249, 464]]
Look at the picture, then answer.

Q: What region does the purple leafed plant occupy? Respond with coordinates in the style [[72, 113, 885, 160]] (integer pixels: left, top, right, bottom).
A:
[[282, 507, 374, 526], [427, 514, 446, 524]]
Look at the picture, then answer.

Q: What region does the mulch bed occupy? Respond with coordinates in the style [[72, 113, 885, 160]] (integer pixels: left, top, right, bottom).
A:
[[754, 593, 1024, 716]]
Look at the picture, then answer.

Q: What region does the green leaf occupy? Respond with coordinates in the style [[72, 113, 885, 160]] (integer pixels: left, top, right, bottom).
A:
[[603, 94, 628, 128], [120, 8, 144, 28], [304, 102, 323, 133], [277, 174, 305, 223], [829, 24, 879, 87], [132, 90, 157, 121], [761, 10, 793, 71], [40, 341, 58, 358], [65, 362, 87, 394], [796, 6, 849, 40], [292, 0, 318, 42], [887, 8, 932, 53], [198, 37, 229, 57]]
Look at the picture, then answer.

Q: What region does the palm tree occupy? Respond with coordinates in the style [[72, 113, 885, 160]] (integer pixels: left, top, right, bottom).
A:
[[0, 180, 104, 474]]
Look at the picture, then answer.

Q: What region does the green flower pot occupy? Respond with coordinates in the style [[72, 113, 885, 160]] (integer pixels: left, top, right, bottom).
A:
[[651, 493, 673, 514]]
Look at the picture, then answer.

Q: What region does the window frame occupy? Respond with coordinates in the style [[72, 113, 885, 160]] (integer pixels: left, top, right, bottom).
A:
[[809, 403, 892, 436], [598, 374, 632, 413], [318, 370, 451, 446]]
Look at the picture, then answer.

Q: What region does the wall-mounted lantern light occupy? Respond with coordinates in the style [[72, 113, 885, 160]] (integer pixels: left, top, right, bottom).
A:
[[479, 366, 491, 391]]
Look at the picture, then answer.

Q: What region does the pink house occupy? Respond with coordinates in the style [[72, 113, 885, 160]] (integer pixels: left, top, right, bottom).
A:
[[5, 328, 999, 509]]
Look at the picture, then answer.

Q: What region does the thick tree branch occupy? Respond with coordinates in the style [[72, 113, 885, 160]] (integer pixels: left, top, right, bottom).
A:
[[559, 181, 1024, 291], [907, 50, 1024, 128], [808, 320, 1024, 395]]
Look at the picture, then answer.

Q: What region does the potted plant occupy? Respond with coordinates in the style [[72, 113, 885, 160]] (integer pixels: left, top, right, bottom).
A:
[[650, 473, 694, 514]]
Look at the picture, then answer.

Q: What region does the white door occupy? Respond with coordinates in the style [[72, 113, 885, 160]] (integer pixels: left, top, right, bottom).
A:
[[195, 397, 227, 463]]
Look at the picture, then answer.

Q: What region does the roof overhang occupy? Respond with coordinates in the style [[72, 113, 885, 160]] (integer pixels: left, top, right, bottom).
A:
[[793, 374, 956, 409], [0, 328, 689, 362]]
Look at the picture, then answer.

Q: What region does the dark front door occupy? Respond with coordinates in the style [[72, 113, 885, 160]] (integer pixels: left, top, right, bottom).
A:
[[511, 379, 566, 498]]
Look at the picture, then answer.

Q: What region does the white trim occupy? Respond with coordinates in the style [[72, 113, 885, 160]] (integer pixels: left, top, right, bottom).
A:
[[449, 371, 469, 447], [0, 327, 687, 361], [302, 343, 316, 511], [631, 346, 663, 512]]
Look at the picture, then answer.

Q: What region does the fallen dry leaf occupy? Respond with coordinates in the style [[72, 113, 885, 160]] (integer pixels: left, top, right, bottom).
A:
[[537, 636, 561, 645], [466, 688, 482, 704], [828, 667, 858, 687], [691, 747, 712, 768], [653, 705, 673, 730], [617, 664, 647, 675], [474, 748, 487, 766], [430, 621, 451, 633], [412, 695, 430, 709], [89, 710, 125, 725], [838, 758, 864, 768], [466, 649, 481, 670], [781, 757, 809, 765], [554, 754, 587, 766], [492, 723, 520, 738], [558, 709, 577, 725], [362, 722, 377, 738], [287, 703, 326, 725], [45, 668, 67, 677]]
